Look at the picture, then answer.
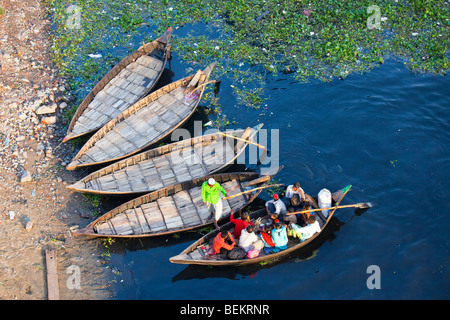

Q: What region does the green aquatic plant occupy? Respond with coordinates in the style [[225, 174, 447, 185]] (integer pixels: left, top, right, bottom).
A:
[[82, 193, 103, 207], [43, 0, 449, 129]]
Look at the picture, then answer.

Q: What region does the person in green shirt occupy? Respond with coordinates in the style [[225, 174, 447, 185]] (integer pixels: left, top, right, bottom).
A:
[[202, 177, 227, 230]]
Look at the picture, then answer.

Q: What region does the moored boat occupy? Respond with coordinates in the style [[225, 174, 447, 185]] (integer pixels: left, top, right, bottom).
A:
[[66, 124, 263, 195], [66, 62, 216, 170], [72, 170, 281, 238], [169, 185, 352, 266], [63, 27, 173, 143]]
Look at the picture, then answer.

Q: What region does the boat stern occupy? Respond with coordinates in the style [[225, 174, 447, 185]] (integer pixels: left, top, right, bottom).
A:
[[66, 159, 80, 171], [202, 62, 216, 78], [71, 224, 96, 237], [159, 26, 173, 44], [169, 253, 190, 264], [66, 181, 85, 191]]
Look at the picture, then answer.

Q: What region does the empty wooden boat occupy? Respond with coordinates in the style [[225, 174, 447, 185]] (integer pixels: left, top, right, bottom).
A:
[[66, 124, 263, 195], [72, 170, 280, 238], [169, 185, 352, 266], [63, 27, 173, 143], [66, 63, 216, 170]]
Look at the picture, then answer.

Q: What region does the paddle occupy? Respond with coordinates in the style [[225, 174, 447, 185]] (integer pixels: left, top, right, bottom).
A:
[[186, 80, 218, 96], [223, 184, 284, 200], [220, 132, 269, 152], [286, 202, 374, 216]]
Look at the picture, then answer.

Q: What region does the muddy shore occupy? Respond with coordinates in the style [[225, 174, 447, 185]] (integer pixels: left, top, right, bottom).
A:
[[0, 0, 111, 299]]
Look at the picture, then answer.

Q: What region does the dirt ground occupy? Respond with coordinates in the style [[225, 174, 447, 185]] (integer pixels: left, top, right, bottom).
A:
[[0, 0, 112, 299]]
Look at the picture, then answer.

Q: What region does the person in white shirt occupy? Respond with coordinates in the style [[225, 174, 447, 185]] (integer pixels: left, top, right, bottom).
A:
[[285, 182, 305, 202], [291, 215, 321, 242], [265, 194, 287, 219], [239, 225, 263, 252]]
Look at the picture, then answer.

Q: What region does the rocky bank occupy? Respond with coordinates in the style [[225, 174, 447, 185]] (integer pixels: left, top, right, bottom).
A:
[[0, 0, 111, 299]]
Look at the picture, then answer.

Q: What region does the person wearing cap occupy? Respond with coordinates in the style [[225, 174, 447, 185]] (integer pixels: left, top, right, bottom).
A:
[[202, 177, 227, 229], [265, 193, 287, 221]]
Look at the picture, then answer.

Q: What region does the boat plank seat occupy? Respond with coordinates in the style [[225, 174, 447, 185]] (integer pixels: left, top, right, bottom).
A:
[[133, 207, 151, 233], [188, 188, 211, 223], [201, 139, 235, 173], [187, 248, 204, 261], [141, 202, 166, 232], [173, 191, 201, 227], [109, 214, 133, 235], [95, 221, 113, 235], [124, 209, 144, 234]]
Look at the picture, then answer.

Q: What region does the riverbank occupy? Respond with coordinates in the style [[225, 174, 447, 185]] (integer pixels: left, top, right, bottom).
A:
[[0, 0, 110, 299]]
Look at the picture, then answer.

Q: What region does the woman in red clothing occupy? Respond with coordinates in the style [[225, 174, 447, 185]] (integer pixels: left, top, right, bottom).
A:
[[229, 210, 253, 239], [259, 224, 275, 254]]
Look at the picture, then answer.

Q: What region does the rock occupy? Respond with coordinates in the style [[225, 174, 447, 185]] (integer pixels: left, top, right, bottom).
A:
[[29, 99, 42, 111], [20, 170, 32, 182], [59, 102, 67, 109], [16, 135, 26, 142], [35, 103, 57, 115], [36, 143, 45, 154], [80, 212, 91, 219], [25, 220, 33, 231], [2, 137, 10, 147], [45, 146, 53, 158], [41, 116, 56, 125], [8, 211, 15, 219]]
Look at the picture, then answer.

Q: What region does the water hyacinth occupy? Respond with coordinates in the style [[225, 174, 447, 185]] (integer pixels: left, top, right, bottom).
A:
[[44, 0, 449, 116]]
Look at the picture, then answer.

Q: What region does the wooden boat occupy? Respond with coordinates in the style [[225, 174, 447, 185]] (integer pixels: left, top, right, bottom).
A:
[[63, 27, 173, 143], [72, 170, 281, 238], [66, 124, 263, 195], [169, 185, 352, 266], [66, 62, 216, 170]]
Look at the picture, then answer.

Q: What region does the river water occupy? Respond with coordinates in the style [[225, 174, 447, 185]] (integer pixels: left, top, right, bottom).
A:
[[91, 48, 449, 300]]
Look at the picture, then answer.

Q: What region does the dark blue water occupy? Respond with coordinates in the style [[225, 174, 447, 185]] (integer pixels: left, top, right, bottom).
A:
[[101, 51, 449, 300]]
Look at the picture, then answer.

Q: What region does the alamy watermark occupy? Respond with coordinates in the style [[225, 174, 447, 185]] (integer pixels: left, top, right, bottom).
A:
[[67, 265, 81, 290], [366, 265, 381, 290], [66, 4, 81, 30]]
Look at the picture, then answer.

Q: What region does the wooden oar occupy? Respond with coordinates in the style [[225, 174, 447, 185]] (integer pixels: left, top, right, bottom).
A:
[[287, 202, 374, 216], [220, 132, 269, 151], [223, 184, 284, 200], [186, 80, 217, 96]]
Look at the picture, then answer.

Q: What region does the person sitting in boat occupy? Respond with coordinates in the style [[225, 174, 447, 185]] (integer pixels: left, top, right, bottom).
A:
[[202, 177, 227, 230], [212, 230, 236, 259], [299, 200, 314, 227], [289, 193, 302, 209], [284, 182, 305, 206], [259, 224, 276, 255], [230, 209, 253, 239], [269, 213, 280, 224], [265, 194, 287, 221], [283, 206, 298, 225], [290, 215, 321, 242], [239, 225, 264, 253], [271, 222, 288, 252]]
